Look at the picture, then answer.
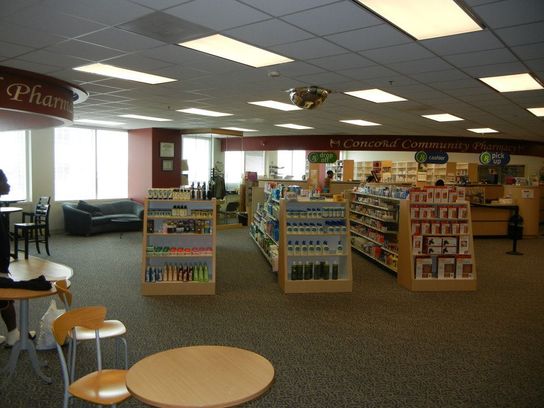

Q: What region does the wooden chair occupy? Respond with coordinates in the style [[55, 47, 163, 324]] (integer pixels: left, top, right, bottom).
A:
[[54, 280, 128, 382], [52, 306, 131, 408], [14, 196, 51, 259]]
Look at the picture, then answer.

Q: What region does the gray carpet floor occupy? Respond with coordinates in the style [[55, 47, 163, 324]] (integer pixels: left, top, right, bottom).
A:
[[1, 228, 543, 407]]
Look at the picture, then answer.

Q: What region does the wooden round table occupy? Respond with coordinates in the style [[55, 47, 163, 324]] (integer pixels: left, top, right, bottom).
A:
[[126, 345, 275, 408], [1, 257, 73, 383]]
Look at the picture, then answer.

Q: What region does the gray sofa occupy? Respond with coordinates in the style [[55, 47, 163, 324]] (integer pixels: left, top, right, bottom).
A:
[[62, 200, 144, 235]]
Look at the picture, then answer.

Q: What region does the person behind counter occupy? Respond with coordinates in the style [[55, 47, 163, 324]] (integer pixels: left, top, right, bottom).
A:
[[323, 170, 334, 193], [435, 179, 445, 186], [0, 169, 19, 347]]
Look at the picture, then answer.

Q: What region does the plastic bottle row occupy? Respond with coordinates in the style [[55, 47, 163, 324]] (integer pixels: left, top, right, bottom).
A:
[[147, 219, 212, 234], [145, 246, 213, 256], [145, 262, 210, 282], [286, 220, 346, 234], [287, 240, 344, 256], [148, 208, 213, 217], [286, 207, 345, 219], [290, 260, 340, 280]]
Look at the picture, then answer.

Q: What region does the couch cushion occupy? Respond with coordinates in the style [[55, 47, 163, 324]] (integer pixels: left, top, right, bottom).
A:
[[77, 200, 103, 216]]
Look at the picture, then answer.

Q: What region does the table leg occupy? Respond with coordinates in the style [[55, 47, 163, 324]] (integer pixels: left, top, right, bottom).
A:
[[2, 300, 51, 383]]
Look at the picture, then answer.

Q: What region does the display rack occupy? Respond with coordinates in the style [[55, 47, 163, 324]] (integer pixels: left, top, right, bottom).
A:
[[278, 198, 352, 293], [249, 198, 279, 272], [456, 163, 478, 183], [391, 161, 418, 183], [397, 186, 477, 291], [141, 193, 216, 295], [425, 163, 457, 184], [355, 161, 392, 182], [347, 184, 409, 273]]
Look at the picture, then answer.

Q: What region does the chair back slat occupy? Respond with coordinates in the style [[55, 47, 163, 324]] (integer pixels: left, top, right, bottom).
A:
[[52, 306, 106, 346], [54, 280, 73, 308]]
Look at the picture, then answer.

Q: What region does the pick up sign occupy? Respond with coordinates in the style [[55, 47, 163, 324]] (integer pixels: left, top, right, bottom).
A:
[[479, 151, 510, 166]]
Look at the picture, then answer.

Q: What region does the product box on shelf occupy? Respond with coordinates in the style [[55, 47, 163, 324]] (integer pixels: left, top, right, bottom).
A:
[[412, 235, 423, 255], [437, 257, 455, 279], [415, 257, 433, 279], [456, 255, 473, 279], [458, 236, 470, 254]]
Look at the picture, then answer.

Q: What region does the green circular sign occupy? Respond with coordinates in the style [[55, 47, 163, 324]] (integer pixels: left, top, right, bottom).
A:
[[307, 151, 337, 163], [414, 151, 427, 164], [479, 151, 492, 165]]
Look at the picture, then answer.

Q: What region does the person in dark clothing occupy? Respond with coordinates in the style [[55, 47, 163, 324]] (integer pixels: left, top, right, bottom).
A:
[[0, 169, 19, 346]]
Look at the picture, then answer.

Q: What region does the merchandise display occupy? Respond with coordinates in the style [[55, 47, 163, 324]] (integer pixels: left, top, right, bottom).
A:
[[397, 186, 477, 291], [141, 196, 216, 295], [348, 184, 410, 273]]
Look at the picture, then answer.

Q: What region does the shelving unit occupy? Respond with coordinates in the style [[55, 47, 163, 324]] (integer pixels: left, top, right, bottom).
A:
[[249, 189, 279, 272], [330, 159, 354, 181], [397, 186, 477, 291], [425, 163, 457, 184], [347, 185, 408, 273], [456, 163, 478, 183], [278, 198, 352, 293], [391, 161, 418, 184], [355, 160, 392, 182], [141, 197, 216, 295]]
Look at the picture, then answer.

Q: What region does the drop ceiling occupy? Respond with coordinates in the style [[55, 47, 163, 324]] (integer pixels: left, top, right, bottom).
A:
[[1, 0, 543, 142]]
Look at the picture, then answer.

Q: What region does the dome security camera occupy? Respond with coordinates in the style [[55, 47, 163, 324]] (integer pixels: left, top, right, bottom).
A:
[[288, 86, 330, 110]]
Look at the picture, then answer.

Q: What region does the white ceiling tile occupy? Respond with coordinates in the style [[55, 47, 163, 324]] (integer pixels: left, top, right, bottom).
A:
[[11, 6, 107, 38], [0, 22, 65, 48], [495, 21, 544, 47], [525, 57, 544, 72], [165, 0, 269, 31], [0, 0, 41, 18], [281, 2, 381, 36], [271, 38, 346, 60], [291, 72, 352, 88], [78, 28, 166, 53], [512, 42, 544, 60], [326, 24, 412, 51], [224, 19, 313, 47], [102, 54, 174, 71], [429, 78, 483, 91], [308, 53, 375, 71], [271, 61, 325, 78], [129, 0, 192, 10], [1, 58, 61, 74], [240, 0, 339, 17], [340, 65, 399, 81], [443, 48, 517, 68], [474, 0, 544, 28], [360, 43, 434, 64], [422, 30, 503, 56], [18, 50, 91, 68], [462, 61, 528, 77], [389, 58, 454, 75], [0, 41, 33, 58], [48, 40, 125, 61]]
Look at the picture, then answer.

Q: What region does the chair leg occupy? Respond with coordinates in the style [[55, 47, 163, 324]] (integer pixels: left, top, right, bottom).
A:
[[115, 337, 129, 369], [35, 227, 41, 254], [23, 228, 29, 259], [13, 227, 19, 259], [44, 228, 50, 256]]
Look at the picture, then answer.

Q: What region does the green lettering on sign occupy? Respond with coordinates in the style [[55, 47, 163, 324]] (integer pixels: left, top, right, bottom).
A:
[[307, 151, 337, 163]]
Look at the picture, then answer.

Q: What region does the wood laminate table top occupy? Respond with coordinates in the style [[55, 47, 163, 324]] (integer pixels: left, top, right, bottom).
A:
[[0, 256, 73, 300], [126, 345, 275, 408]]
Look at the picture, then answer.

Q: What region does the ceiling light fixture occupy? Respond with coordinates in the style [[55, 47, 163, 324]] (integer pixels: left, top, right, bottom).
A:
[[479, 73, 544, 92], [468, 128, 498, 134], [527, 107, 544, 117], [274, 123, 314, 130], [221, 127, 258, 132], [118, 114, 172, 122], [344, 88, 407, 103], [74, 63, 176, 84], [422, 113, 464, 122], [248, 100, 302, 111], [340, 119, 381, 127], [355, 0, 482, 40], [179, 34, 293, 68], [177, 108, 232, 117], [75, 119, 125, 126]]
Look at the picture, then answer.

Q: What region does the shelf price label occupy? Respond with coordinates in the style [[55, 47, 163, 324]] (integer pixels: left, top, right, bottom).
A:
[[307, 151, 337, 163], [479, 151, 510, 166], [414, 151, 449, 164]]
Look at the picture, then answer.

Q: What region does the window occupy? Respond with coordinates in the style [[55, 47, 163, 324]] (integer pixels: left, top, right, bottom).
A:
[[54, 127, 128, 200], [277, 150, 306, 179], [224, 151, 244, 189], [182, 136, 211, 185], [0, 130, 28, 201], [245, 151, 264, 175]]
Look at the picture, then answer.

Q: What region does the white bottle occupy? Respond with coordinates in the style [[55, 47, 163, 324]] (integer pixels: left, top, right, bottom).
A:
[[337, 240, 343, 255]]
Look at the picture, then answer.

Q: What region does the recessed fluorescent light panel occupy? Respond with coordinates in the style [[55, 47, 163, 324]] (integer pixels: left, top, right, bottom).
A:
[[274, 123, 314, 130], [177, 108, 232, 117], [74, 63, 176, 84], [179, 34, 293, 68], [340, 119, 381, 127], [75, 119, 125, 126], [248, 100, 302, 111], [344, 88, 407, 103], [118, 114, 172, 122], [422, 114, 464, 122], [479, 73, 544, 92], [468, 128, 498, 134], [221, 127, 258, 132], [356, 0, 482, 40], [527, 107, 544, 117]]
